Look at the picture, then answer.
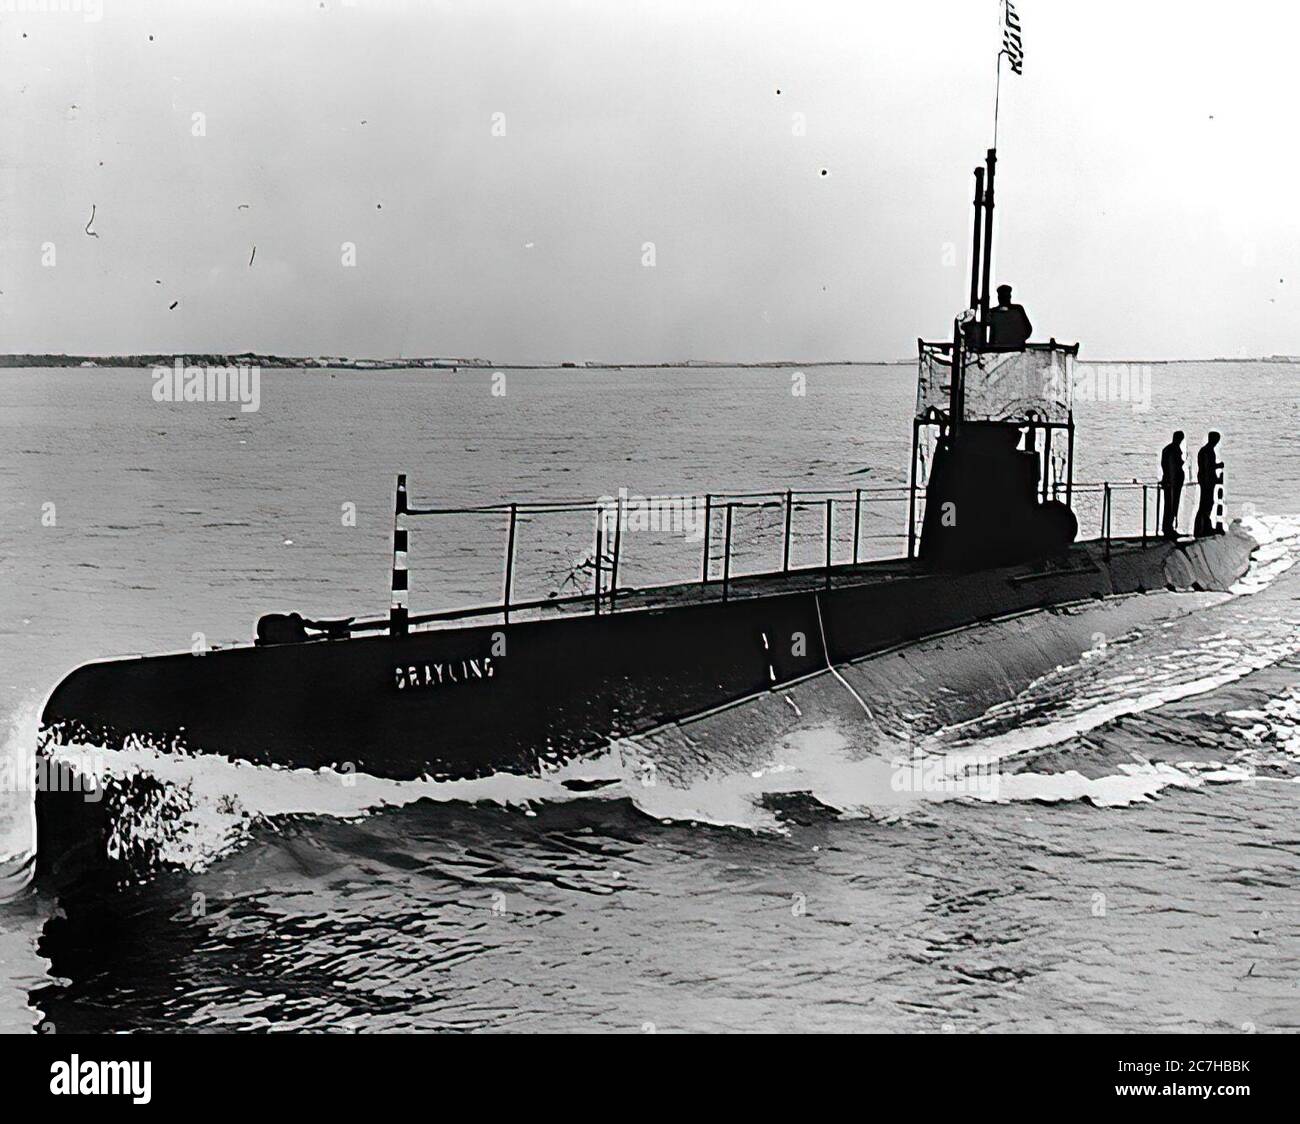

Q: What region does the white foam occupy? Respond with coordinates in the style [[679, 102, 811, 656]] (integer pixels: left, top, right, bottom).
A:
[[1224, 682, 1300, 763], [40, 739, 633, 871], [1230, 512, 1300, 594], [0, 700, 40, 894], [618, 725, 1227, 824], [936, 656, 1286, 769]]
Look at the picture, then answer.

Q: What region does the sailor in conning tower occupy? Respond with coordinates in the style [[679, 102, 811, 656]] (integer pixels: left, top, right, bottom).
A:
[[986, 283, 1032, 350]]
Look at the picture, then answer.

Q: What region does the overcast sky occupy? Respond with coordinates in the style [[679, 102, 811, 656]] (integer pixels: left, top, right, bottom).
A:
[[2, 0, 1297, 362]]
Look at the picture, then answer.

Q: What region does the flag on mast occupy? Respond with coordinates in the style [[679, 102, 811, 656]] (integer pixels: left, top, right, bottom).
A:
[[1002, 0, 1024, 74]]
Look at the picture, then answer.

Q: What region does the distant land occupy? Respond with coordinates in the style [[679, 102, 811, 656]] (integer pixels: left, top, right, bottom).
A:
[[0, 353, 894, 370], [1, 353, 1297, 370]]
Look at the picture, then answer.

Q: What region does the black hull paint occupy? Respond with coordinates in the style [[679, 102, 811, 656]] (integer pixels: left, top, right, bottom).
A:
[[40, 532, 1255, 783]]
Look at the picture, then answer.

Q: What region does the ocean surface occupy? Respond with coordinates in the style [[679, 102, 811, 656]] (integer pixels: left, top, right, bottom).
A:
[[0, 361, 1297, 1033]]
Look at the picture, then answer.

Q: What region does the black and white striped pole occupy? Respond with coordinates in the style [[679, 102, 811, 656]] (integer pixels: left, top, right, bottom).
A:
[[1214, 469, 1225, 534], [390, 473, 409, 637]]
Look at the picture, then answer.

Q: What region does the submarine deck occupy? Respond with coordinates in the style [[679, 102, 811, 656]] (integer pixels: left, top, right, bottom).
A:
[[390, 535, 1173, 634]]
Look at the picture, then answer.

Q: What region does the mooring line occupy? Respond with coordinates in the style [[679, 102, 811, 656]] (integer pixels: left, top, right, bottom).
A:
[[814, 593, 874, 719]]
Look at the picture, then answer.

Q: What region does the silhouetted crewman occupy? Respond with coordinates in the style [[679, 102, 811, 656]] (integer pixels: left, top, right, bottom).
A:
[[1160, 430, 1185, 540], [256, 612, 354, 645], [986, 284, 1032, 349], [1194, 431, 1224, 537]]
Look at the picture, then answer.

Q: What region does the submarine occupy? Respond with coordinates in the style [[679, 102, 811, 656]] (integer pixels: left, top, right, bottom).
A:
[[34, 147, 1255, 882]]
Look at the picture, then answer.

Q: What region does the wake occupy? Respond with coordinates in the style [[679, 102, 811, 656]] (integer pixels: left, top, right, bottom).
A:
[[4, 513, 1297, 891]]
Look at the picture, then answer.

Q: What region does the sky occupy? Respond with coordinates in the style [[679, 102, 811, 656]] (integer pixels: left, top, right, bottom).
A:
[[2, 0, 1298, 363]]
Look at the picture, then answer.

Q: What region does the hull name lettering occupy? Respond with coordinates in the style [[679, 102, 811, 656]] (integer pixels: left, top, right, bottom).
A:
[[395, 656, 495, 690]]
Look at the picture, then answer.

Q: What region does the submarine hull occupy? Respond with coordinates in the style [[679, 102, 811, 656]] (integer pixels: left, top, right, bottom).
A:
[[39, 531, 1255, 784]]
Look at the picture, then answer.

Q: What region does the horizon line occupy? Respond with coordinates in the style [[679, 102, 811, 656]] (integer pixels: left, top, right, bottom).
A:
[[3, 352, 1299, 369]]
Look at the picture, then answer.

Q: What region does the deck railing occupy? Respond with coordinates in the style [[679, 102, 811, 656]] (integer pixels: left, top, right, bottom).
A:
[[368, 479, 914, 635], [364, 471, 1225, 636], [1065, 474, 1224, 553]]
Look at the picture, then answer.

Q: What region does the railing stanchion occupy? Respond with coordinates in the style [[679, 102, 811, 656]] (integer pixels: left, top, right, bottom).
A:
[[853, 488, 862, 564], [389, 473, 409, 637], [1065, 412, 1075, 509], [782, 488, 792, 572], [609, 492, 623, 612], [593, 509, 603, 616], [907, 418, 920, 560], [502, 502, 517, 623], [1041, 424, 1052, 503], [1102, 483, 1111, 559], [702, 493, 712, 583], [1141, 485, 1148, 543], [722, 503, 733, 603], [824, 498, 833, 590]]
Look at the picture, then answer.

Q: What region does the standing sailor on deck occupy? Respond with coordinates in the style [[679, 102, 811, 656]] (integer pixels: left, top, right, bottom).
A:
[[1194, 431, 1224, 536], [1160, 431, 1186, 540]]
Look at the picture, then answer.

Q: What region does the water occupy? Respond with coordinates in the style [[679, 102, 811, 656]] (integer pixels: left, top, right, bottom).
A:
[[1, 362, 1297, 1032]]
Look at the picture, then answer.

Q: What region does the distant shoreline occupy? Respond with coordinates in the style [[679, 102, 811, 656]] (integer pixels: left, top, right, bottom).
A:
[[1, 353, 1296, 370], [0, 354, 897, 371]]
